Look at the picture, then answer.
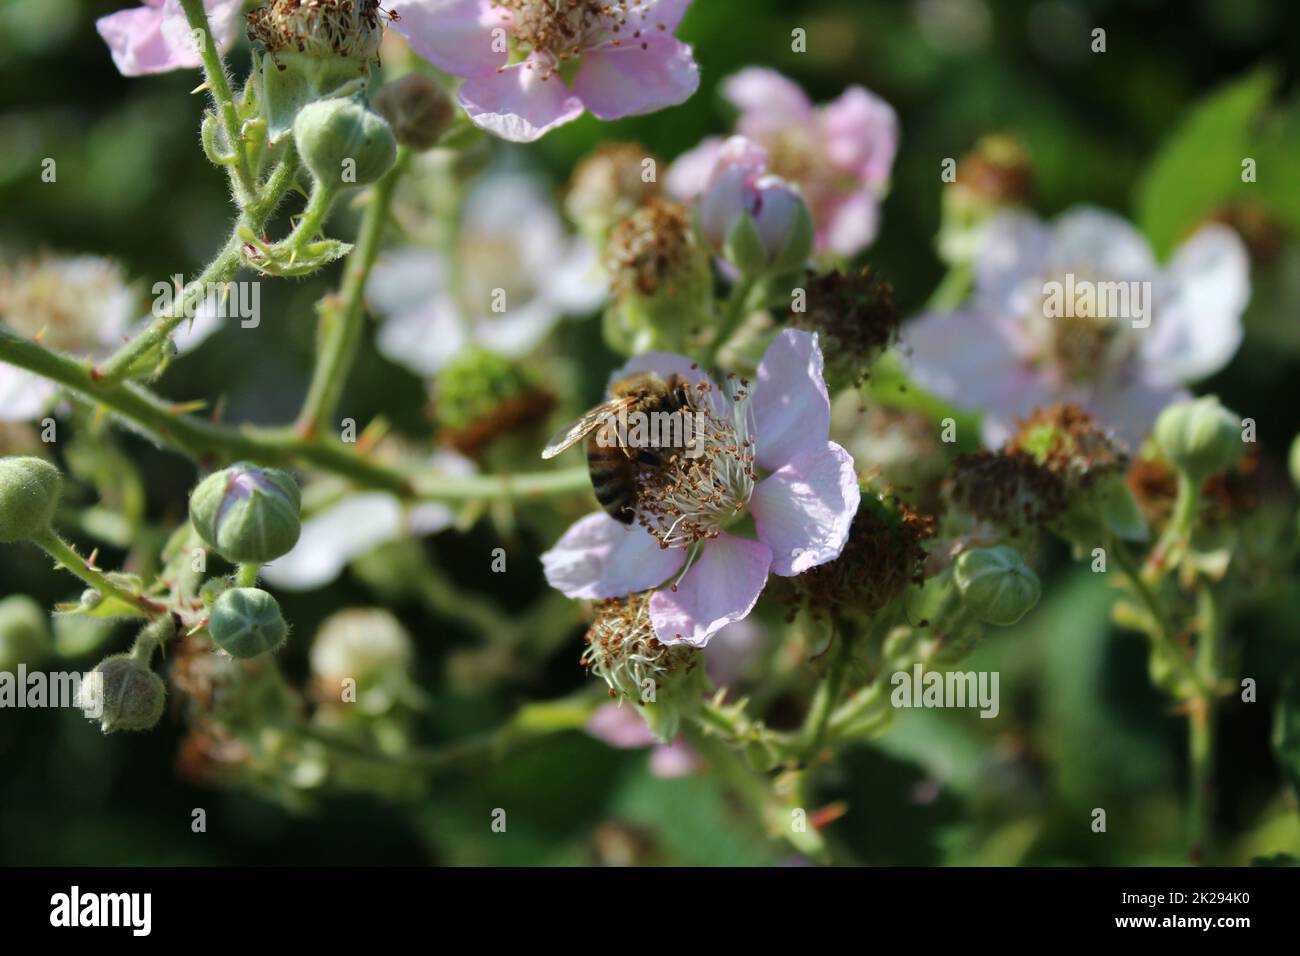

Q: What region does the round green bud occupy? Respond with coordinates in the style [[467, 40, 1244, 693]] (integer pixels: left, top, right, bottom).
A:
[[84, 653, 166, 733], [953, 546, 1041, 627], [208, 587, 288, 658], [189, 462, 301, 564], [373, 73, 454, 152], [0, 456, 62, 543], [294, 96, 397, 189], [0, 595, 51, 671], [1154, 395, 1244, 483]]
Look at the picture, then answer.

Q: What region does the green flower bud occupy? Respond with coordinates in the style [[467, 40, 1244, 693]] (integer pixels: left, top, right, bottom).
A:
[[83, 653, 166, 733], [373, 74, 455, 152], [1154, 395, 1244, 483], [954, 546, 1041, 626], [0, 456, 61, 543], [294, 97, 397, 190], [208, 588, 289, 659], [310, 608, 413, 714], [189, 462, 301, 564], [0, 595, 51, 671]]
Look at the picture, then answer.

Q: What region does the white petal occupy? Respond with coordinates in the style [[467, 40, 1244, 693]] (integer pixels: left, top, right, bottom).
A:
[[541, 512, 686, 600]]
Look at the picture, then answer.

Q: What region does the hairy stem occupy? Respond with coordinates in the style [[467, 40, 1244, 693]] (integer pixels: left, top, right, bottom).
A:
[[178, 0, 255, 198], [32, 529, 168, 617], [296, 149, 411, 438]]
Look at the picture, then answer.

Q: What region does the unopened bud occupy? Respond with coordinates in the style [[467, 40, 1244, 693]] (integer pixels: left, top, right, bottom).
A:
[[84, 653, 166, 733], [189, 462, 301, 564], [294, 96, 397, 188], [208, 587, 289, 658], [1154, 395, 1244, 483], [373, 73, 454, 151], [954, 546, 1040, 626], [0, 456, 61, 543], [0, 595, 51, 671]]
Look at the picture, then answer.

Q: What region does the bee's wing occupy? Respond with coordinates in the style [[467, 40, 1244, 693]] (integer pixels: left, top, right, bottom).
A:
[[541, 399, 633, 459]]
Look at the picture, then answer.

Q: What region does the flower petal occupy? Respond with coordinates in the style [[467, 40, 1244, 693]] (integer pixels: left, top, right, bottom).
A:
[[1140, 223, 1249, 387], [750, 442, 858, 576], [573, 35, 700, 121], [818, 188, 880, 258], [586, 703, 657, 748], [96, 5, 190, 77], [751, 329, 831, 471], [649, 739, 701, 778], [649, 533, 772, 647], [1049, 205, 1157, 280], [374, 292, 468, 376], [458, 58, 585, 142], [390, 0, 505, 76], [1084, 376, 1189, 453], [261, 493, 403, 591], [542, 512, 686, 600], [0, 367, 57, 422], [820, 85, 898, 190], [666, 136, 724, 199], [724, 67, 814, 139], [599, 0, 693, 33]]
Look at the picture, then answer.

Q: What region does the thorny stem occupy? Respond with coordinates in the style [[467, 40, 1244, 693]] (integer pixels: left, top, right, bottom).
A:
[[706, 276, 760, 368], [95, 149, 300, 385], [801, 622, 855, 759], [296, 148, 411, 438], [0, 328, 591, 503], [32, 529, 168, 617], [178, 0, 255, 199]]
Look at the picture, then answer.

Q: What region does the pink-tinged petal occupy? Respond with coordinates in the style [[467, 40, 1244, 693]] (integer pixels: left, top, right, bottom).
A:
[[972, 211, 1051, 313], [818, 188, 880, 257], [458, 58, 585, 142], [750, 442, 858, 576], [543, 512, 686, 600], [573, 35, 700, 121], [586, 703, 658, 748], [599, 0, 693, 34], [610, 350, 716, 394], [1140, 224, 1249, 387], [704, 617, 765, 687], [1084, 376, 1189, 453], [724, 68, 814, 138], [666, 137, 724, 198], [390, 0, 504, 76], [820, 85, 898, 189], [97, 5, 191, 76], [649, 533, 772, 647], [751, 329, 831, 471], [160, 0, 243, 52], [904, 307, 1052, 447], [1049, 205, 1157, 280], [649, 739, 702, 778]]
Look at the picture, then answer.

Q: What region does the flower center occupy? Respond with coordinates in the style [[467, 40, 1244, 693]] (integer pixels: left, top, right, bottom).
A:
[[606, 198, 695, 297], [1031, 270, 1140, 384], [247, 0, 385, 60], [493, 1, 666, 75], [582, 593, 697, 699], [634, 378, 757, 548]]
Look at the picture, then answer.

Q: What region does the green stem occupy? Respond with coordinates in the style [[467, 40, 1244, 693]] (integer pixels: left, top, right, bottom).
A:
[[236, 563, 261, 588], [296, 149, 410, 438], [801, 622, 854, 758], [0, 327, 591, 502], [95, 150, 298, 385], [706, 276, 759, 368], [1151, 472, 1200, 575], [1189, 585, 1222, 864], [178, 0, 254, 198], [32, 529, 167, 617]]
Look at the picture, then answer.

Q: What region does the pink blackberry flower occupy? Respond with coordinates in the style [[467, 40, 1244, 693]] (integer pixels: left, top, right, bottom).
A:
[[392, 0, 701, 142], [541, 329, 860, 647], [668, 67, 898, 257]]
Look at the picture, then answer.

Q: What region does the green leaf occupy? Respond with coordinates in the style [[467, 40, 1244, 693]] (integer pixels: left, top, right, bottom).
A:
[[1136, 68, 1276, 257]]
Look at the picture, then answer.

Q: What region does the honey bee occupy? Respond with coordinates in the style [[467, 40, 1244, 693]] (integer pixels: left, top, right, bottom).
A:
[[542, 373, 695, 524]]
